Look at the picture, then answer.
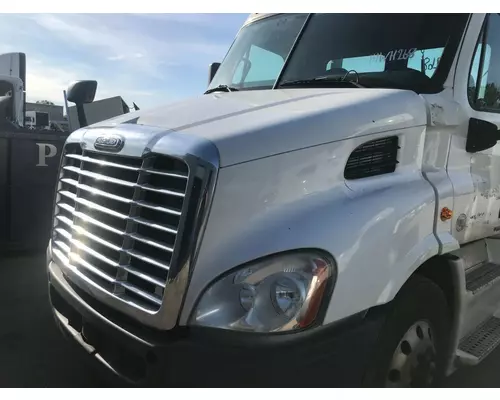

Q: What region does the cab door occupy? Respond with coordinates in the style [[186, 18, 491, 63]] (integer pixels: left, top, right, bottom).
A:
[[449, 13, 500, 243]]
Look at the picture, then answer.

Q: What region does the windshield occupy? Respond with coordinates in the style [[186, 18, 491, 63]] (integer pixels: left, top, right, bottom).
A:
[[209, 14, 307, 91], [208, 13, 470, 93]]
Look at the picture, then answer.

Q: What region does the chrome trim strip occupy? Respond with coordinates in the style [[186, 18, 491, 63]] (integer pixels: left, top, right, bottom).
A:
[[51, 126, 220, 330], [63, 168, 186, 198], [63, 165, 137, 188], [132, 217, 178, 235], [128, 233, 174, 253], [146, 169, 188, 179], [65, 153, 140, 171], [122, 264, 166, 288], [127, 249, 170, 271], [135, 200, 182, 216], [72, 240, 118, 267]]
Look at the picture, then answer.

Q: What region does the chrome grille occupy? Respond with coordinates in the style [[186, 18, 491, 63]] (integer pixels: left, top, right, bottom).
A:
[[52, 143, 192, 312]]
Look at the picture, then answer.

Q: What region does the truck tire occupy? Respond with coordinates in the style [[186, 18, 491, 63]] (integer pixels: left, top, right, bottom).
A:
[[363, 275, 451, 388]]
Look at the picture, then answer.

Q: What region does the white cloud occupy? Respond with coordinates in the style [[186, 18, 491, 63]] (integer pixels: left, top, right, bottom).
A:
[[25, 57, 168, 110], [107, 55, 125, 61], [132, 13, 221, 25], [0, 13, 231, 111], [26, 59, 83, 104], [27, 14, 228, 79]]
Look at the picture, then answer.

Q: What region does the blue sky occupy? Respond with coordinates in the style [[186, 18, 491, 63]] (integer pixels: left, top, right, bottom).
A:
[[0, 13, 247, 109]]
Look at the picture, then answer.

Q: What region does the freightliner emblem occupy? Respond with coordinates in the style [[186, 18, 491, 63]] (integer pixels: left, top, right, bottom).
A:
[[94, 134, 125, 152]]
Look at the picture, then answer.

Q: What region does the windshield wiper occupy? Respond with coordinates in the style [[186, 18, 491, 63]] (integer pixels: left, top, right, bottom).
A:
[[279, 72, 365, 89], [204, 84, 240, 94]]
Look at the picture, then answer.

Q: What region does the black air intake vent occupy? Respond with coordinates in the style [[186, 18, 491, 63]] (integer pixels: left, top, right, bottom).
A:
[[344, 136, 400, 180]]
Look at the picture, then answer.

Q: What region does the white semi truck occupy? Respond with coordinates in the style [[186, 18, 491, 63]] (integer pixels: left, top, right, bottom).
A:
[[47, 13, 500, 387]]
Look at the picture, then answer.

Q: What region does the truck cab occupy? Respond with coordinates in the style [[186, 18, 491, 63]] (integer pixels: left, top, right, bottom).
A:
[[47, 13, 500, 387], [25, 110, 50, 130]]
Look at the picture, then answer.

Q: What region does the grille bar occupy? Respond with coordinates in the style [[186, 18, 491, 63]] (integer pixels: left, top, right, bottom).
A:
[[61, 178, 133, 205], [66, 153, 141, 171], [72, 240, 118, 268], [57, 202, 125, 237], [72, 255, 163, 306], [53, 146, 191, 311], [141, 184, 185, 198], [72, 225, 122, 252], [146, 168, 188, 179], [53, 246, 70, 265], [54, 240, 70, 255], [72, 196, 129, 220], [59, 190, 77, 201], [73, 210, 124, 236], [60, 188, 182, 219], [135, 201, 182, 216], [128, 233, 174, 253], [55, 227, 72, 241], [127, 249, 170, 271], [120, 281, 163, 306], [73, 254, 117, 283], [66, 153, 190, 181], [56, 234, 169, 294], [63, 165, 137, 188], [132, 217, 178, 235], [56, 202, 75, 215], [122, 264, 167, 288], [56, 214, 73, 227]]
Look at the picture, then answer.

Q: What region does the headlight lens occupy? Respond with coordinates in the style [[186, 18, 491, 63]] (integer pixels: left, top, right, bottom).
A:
[[190, 251, 335, 333]]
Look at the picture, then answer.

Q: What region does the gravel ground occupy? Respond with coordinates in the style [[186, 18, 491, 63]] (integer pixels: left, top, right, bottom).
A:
[[0, 253, 498, 388]]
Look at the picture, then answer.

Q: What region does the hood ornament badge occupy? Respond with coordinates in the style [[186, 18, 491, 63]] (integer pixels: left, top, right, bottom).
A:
[[94, 134, 125, 152]]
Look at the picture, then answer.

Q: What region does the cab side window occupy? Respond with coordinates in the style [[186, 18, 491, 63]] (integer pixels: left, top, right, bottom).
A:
[[469, 14, 500, 112]]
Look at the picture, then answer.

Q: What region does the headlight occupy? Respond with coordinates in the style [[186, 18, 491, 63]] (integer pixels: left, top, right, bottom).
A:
[[190, 251, 336, 333]]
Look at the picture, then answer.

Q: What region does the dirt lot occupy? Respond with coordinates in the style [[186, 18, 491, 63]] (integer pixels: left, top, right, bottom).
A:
[[0, 254, 498, 387]]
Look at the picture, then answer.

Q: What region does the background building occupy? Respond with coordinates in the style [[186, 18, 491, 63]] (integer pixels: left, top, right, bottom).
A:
[[25, 101, 63, 121], [25, 101, 69, 131], [26, 96, 132, 133], [67, 96, 131, 131]]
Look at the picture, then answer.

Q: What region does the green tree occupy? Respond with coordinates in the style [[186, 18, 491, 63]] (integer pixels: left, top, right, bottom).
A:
[[35, 100, 55, 105], [483, 83, 500, 108]]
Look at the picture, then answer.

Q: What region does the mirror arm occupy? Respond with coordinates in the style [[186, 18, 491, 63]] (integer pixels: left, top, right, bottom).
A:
[[76, 104, 88, 128]]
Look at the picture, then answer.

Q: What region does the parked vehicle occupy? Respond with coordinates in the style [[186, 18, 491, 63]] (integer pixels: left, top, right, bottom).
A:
[[47, 13, 500, 387], [0, 53, 134, 252], [25, 110, 50, 130]]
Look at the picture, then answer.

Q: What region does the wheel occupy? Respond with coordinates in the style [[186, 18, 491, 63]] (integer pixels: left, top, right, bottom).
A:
[[363, 275, 451, 388]]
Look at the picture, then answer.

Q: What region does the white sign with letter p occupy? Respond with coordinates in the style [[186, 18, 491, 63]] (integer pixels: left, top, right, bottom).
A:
[[36, 143, 58, 167]]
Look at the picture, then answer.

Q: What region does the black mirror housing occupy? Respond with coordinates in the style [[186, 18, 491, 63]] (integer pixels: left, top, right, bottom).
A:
[[208, 62, 221, 85], [466, 118, 500, 153], [67, 80, 97, 104], [67, 80, 97, 129]]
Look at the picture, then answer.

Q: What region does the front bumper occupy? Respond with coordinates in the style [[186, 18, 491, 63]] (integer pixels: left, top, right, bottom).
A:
[[48, 257, 385, 387]]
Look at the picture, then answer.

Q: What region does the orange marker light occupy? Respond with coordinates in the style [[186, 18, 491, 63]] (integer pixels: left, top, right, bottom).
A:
[[440, 207, 453, 221]]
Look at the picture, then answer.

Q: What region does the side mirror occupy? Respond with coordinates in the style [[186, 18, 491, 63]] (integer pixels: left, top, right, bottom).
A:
[[208, 62, 221, 85], [66, 80, 97, 129], [466, 117, 500, 153], [67, 80, 97, 104]]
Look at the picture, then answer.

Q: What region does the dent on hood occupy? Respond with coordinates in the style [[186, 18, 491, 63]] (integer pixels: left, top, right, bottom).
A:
[[421, 92, 467, 127]]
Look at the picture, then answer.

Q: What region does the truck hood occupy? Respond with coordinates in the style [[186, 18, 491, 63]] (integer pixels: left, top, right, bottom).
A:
[[88, 88, 427, 167]]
